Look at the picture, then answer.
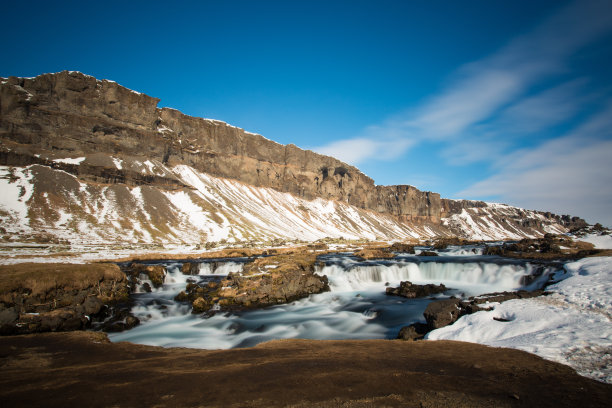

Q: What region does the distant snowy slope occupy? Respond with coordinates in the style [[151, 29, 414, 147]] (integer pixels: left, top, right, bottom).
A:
[[427, 256, 612, 383], [442, 203, 566, 240]]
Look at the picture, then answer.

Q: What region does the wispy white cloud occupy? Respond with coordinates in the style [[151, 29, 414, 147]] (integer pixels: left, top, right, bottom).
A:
[[314, 0, 612, 165], [459, 102, 612, 225], [314, 137, 414, 165], [313, 0, 612, 223], [493, 78, 589, 135]]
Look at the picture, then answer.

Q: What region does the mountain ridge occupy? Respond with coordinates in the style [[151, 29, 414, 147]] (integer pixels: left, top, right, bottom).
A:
[[0, 71, 587, 246]]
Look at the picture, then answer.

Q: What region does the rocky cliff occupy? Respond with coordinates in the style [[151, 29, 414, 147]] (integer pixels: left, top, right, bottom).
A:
[[0, 71, 439, 221], [0, 71, 585, 247]]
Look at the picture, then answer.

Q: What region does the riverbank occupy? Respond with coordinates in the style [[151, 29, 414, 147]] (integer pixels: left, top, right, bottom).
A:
[[1, 331, 611, 407]]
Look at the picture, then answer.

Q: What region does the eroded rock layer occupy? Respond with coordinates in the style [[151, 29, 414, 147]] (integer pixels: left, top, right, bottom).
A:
[[0, 71, 439, 220]]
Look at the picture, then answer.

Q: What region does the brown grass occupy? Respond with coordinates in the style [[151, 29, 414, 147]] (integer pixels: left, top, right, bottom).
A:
[[0, 332, 610, 407], [0, 263, 124, 296]]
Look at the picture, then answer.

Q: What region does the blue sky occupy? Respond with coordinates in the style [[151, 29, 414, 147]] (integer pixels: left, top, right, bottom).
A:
[[2, 0, 612, 225]]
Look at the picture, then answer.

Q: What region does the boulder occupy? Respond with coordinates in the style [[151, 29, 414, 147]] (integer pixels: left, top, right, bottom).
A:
[[181, 262, 200, 275], [423, 298, 463, 330], [386, 281, 448, 298], [126, 263, 166, 288], [397, 322, 429, 341], [354, 248, 395, 260], [388, 242, 415, 254]]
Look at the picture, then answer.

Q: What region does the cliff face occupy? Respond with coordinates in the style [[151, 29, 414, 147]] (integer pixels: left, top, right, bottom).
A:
[[0, 71, 439, 221]]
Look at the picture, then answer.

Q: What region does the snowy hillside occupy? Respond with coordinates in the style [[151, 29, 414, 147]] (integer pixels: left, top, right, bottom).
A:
[[0, 162, 446, 246], [0, 155, 576, 248], [443, 203, 567, 241]]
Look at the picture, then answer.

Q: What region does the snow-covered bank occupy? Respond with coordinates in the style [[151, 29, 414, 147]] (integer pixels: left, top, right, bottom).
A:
[[426, 256, 612, 383], [577, 233, 612, 249]]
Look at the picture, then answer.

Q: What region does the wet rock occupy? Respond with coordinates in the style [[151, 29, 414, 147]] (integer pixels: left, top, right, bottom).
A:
[[470, 290, 548, 305], [126, 263, 166, 288], [101, 308, 141, 332], [82, 296, 103, 315], [423, 299, 463, 330], [388, 242, 415, 254], [419, 251, 439, 257], [386, 281, 448, 299], [432, 237, 475, 250], [180, 253, 329, 314], [354, 248, 395, 260], [417, 289, 549, 335], [397, 322, 429, 341], [483, 235, 601, 260], [192, 297, 209, 314], [0, 307, 18, 325], [181, 262, 200, 275]]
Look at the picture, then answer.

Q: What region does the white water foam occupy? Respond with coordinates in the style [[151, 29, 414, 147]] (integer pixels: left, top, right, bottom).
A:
[[318, 260, 554, 295], [197, 261, 244, 276]]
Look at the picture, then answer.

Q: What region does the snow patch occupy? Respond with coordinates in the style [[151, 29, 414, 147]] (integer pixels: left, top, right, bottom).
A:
[[53, 157, 86, 165]]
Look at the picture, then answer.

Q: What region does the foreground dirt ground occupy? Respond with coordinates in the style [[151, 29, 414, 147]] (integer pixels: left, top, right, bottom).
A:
[[0, 332, 610, 407]]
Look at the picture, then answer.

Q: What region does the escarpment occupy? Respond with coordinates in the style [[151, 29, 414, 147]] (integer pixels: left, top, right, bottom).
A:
[[0, 71, 440, 221]]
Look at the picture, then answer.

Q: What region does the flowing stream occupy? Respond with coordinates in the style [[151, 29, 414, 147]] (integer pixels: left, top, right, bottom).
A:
[[108, 249, 563, 349]]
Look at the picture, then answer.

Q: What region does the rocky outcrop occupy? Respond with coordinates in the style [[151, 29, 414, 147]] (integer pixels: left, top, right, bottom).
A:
[[397, 289, 549, 340], [440, 199, 487, 217], [0, 263, 132, 334], [175, 254, 329, 313], [124, 263, 166, 288], [483, 234, 600, 260], [386, 281, 448, 298], [354, 248, 396, 260], [0, 71, 441, 221], [423, 290, 549, 331]]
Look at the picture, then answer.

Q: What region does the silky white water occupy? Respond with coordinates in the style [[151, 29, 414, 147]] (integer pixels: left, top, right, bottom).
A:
[[109, 254, 561, 349]]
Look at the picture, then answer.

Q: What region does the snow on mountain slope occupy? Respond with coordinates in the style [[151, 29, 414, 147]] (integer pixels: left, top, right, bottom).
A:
[[442, 203, 566, 241], [0, 164, 445, 245], [426, 256, 612, 383]]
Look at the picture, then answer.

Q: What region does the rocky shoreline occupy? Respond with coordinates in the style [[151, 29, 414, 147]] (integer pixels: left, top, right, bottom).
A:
[[0, 263, 133, 335]]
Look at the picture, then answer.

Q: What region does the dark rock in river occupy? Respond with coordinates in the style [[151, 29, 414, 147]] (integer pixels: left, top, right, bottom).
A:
[[177, 253, 329, 313], [415, 289, 550, 334], [386, 281, 448, 298], [125, 263, 166, 288], [181, 262, 201, 275], [397, 322, 429, 341], [423, 299, 464, 330]]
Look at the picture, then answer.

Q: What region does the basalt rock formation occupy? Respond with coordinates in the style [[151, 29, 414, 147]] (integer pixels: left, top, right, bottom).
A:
[[0, 71, 439, 221], [0, 71, 588, 244]]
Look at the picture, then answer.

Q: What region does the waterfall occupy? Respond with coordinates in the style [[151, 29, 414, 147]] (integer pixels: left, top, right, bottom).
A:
[[111, 254, 563, 350], [317, 261, 554, 294], [197, 261, 244, 275]]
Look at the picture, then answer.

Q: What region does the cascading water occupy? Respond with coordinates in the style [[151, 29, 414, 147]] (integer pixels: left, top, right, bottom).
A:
[[109, 252, 563, 350], [319, 256, 553, 295]]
